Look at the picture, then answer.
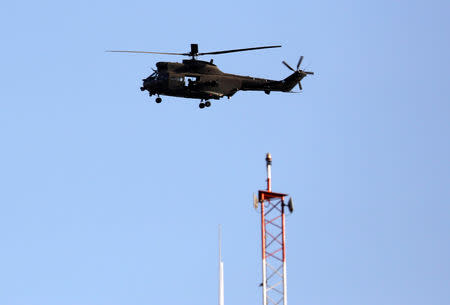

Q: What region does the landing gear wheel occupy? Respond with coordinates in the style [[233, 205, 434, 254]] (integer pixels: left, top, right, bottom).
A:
[[199, 103, 205, 109], [156, 97, 162, 103], [205, 101, 211, 107]]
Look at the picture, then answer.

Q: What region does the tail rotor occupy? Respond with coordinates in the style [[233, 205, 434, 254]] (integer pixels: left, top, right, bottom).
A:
[[282, 56, 314, 91]]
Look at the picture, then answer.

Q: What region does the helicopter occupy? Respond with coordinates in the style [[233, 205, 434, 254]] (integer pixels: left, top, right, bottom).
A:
[[107, 44, 313, 109]]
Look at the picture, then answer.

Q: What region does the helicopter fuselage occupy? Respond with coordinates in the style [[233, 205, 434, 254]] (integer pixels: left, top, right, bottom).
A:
[[141, 59, 306, 101]]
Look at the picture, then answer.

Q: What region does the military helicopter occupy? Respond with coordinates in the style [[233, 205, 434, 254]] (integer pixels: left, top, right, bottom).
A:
[[107, 44, 313, 109]]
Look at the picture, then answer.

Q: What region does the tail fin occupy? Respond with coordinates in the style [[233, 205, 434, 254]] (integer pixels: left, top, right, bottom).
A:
[[282, 72, 303, 92]]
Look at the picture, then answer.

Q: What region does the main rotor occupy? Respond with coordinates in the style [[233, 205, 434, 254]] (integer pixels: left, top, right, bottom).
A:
[[107, 43, 281, 60]]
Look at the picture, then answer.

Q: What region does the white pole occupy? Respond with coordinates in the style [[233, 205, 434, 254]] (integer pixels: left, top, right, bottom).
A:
[[220, 261, 224, 305], [266, 153, 272, 192], [262, 257, 267, 305], [219, 225, 224, 305], [261, 200, 267, 305]]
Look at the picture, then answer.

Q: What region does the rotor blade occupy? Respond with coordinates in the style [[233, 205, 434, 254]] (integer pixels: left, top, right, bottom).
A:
[[282, 61, 295, 72], [304, 71, 314, 75], [298, 82, 303, 91], [197, 45, 281, 56], [296, 56, 304, 70], [106, 50, 188, 55]]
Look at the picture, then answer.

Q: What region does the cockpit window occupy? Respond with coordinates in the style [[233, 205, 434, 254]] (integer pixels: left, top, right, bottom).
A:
[[157, 73, 168, 80], [147, 71, 168, 80], [146, 71, 158, 80]]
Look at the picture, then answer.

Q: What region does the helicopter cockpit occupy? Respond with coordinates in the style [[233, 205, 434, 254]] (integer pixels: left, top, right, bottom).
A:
[[146, 70, 164, 80], [141, 70, 167, 93], [144, 70, 168, 83]]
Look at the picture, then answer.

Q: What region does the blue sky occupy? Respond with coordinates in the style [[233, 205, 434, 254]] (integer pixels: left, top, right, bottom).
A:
[[1, 1, 449, 305]]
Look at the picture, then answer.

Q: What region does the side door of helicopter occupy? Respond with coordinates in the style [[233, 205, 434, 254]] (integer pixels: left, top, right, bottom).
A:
[[184, 75, 199, 89]]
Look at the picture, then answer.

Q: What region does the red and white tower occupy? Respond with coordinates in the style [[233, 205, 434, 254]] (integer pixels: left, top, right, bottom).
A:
[[256, 153, 292, 305]]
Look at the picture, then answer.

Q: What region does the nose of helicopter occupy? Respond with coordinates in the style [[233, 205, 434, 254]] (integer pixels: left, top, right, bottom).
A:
[[140, 78, 152, 91]]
